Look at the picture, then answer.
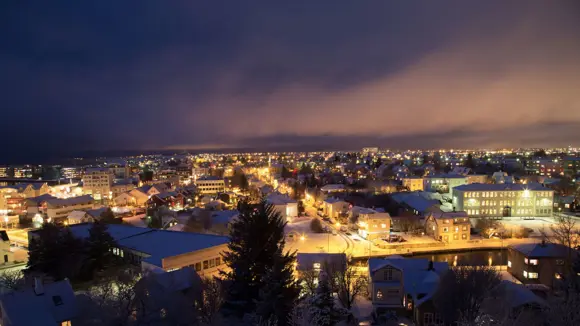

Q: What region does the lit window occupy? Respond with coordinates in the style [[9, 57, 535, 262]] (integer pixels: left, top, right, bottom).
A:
[[376, 290, 383, 299], [381, 223, 387, 229], [523, 271, 528, 278], [555, 273, 562, 279], [313, 263, 321, 271], [528, 272, 539, 279], [529, 259, 538, 265], [524, 258, 529, 264], [507, 260, 512, 268]]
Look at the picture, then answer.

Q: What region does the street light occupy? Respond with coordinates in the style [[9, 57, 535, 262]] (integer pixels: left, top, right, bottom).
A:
[[300, 234, 306, 242]]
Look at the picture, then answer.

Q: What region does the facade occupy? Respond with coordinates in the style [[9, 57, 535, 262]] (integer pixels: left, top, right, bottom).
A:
[[107, 162, 131, 179], [266, 193, 298, 220], [424, 211, 470, 243], [82, 168, 114, 200], [357, 210, 391, 240], [466, 174, 488, 184], [110, 181, 135, 198], [402, 177, 424, 192], [61, 166, 82, 180], [0, 230, 14, 264], [192, 167, 210, 178], [322, 198, 349, 220], [563, 157, 580, 177], [27, 195, 95, 222], [452, 183, 554, 218], [424, 174, 467, 195], [0, 183, 49, 216], [194, 176, 225, 194], [507, 242, 577, 288], [295, 253, 347, 274]]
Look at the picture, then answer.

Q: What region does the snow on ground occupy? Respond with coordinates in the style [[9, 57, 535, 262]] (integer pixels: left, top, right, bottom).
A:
[[285, 218, 348, 254]]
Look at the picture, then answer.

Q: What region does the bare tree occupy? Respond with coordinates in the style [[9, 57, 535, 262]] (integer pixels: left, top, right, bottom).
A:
[[0, 270, 24, 291], [298, 269, 319, 297], [199, 277, 225, 325], [546, 214, 580, 267], [545, 290, 580, 326], [475, 218, 502, 238], [76, 280, 137, 326], [434, 266, 501, 325], [331, 264, 368, 311]]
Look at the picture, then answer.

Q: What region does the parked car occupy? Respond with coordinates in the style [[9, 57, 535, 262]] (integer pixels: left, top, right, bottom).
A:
[[345, 232, 352, 236]]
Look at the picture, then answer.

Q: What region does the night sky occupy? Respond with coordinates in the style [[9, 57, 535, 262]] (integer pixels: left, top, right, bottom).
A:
[[2, 1, 580, 162]]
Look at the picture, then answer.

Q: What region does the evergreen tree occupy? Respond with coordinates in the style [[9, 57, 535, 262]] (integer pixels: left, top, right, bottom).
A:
[[27, 223, 85, 281], [86, 220, 117, 272], [99, 208, 122, 224], [239, 173, 249, 191], [255, 253, 301, 325], [464, 153, 476, 169], [305, 272, 346, 326], [221, 200, 299, 322]]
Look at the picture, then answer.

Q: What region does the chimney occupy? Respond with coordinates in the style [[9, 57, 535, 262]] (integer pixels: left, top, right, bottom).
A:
[[34, 277, 44, 296]]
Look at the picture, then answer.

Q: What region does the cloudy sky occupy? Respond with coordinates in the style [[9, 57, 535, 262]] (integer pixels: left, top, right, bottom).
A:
[[2, 1, 580, 162]]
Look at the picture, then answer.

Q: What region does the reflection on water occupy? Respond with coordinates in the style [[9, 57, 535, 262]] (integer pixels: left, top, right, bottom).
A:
[[412, 249, 506, 266]]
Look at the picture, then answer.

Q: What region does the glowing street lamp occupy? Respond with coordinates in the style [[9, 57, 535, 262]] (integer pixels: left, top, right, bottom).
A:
[[300, 234, 306, 242]]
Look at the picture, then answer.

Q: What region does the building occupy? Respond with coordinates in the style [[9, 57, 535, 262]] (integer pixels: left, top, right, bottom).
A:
[[110, 180, 135, 198], [82, 168, 114, 201], [0, 278, 77, 326], [106, 161, 131, 179], [402, 177, 424, 192], [390, 192, 441, 216], [357, 209, 391, 240], [0, 230, 14, 264], [466, 174, 488, 184], [0, 167, 9, 178], [362, 147, 379, 154], [368, 256, 448, 324], [319, 184, 345, 193], [192, 166, 210, 178], [194, 176, 225, 194], [424, 211, 471, 243], [27, 195, 95, 223], [266, 193, 298, 220], [563, 156, 580, 177], [424, 174, 467, 195], [452, 183, 554, 218], [507, 242, 578, 289], [60, 166, 82, 180], [321, 198, 349, 221], [0, 183, 50, 216]]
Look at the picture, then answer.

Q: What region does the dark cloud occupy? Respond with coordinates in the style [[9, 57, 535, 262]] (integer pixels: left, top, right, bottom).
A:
[[1, 1, 580, 163]]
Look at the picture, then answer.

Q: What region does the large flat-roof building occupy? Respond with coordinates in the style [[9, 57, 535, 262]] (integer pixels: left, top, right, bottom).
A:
[[452, 183, 553, 218], [194, 176, 225, 194]]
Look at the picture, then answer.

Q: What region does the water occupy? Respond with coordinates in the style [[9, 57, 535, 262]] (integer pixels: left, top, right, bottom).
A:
[[411, 249, 506, 267]]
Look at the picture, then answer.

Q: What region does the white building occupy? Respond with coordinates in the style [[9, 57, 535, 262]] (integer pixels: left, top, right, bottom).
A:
[[82, 168, 114, 201], [357, 209, 391, 240], [266, 193, 298, 220], [424, 174, 467, 195], [452, 183, 554, 218], [195, 176, 225, 194]]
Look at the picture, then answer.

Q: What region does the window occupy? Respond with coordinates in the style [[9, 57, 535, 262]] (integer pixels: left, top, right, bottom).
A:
[[381, 223, 387, 229], [215, 257, 221, 266], [462, 234, 467, 240], [524, 258, 529, 264], [523, 271, 528, 278], [529, 259, 538, 265], [384, 267, 393, 281], [376, 290, 383, 299], [453, 234, 458, 240], [555, 273, 562, 279], [203, 260, 209, 269], [313, 263, 321, 271], [61, 322, 72, 326], [443, 227, 449, 232], [424, 312, 434, 325], [556, 259, 565, 266], [462, 226, 468, 231], [528, 272, 539, 279], [195, 262, 202, 271], [507, 260, 512, 268], [209, 259, 216, 268]]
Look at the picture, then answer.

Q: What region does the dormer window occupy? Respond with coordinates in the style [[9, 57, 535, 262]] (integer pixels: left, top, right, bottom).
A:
[[384, 267, 393, 281]]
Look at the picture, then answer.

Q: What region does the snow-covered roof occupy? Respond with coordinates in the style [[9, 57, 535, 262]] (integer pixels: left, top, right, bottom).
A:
[[67, 210, 87, 221], [0, 279, 77, 326], [118, 230, 229, 267], [211, 210, 239, 224], [509, 242, 576, 258], [492, 280, 546, 308], [453, 183, 550, 192], [266, 193, 296, 205], [45, 195, 94, 207], [320, 184, 345, 192]]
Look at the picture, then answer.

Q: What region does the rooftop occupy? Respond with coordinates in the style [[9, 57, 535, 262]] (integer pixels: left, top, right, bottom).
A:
[[509, 242, 576, 258], [453, 183, 550, 192]]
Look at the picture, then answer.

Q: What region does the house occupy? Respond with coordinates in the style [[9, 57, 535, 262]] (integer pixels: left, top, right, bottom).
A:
[[0, 278, 77, 326], [0, 230, 14, 264], [266, 193, 298, 220], [110, 180, 135, 198], [321, 197, 349, 221], [296, 253, 347, 274], [507, 242, 578, 288], [66, 207, 109, 225], [27, 195, 95, 223], [82, 167, 114, 201], [132, 267, 202, 324], [357, 209, 391, 240], [424, 174, 467, 195], [480, 280, 546, 325], [320, 184, 345, 193], [368, 256, 448, 324], [492, 171, 514, 184], [29, 223, 230, 277], [424, 211, 471, 243], [391, 192, 441, 216]]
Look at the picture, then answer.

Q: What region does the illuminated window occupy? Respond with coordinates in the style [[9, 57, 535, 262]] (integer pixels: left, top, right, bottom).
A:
[[443, 227, 449, 232], [376, 290, 383, 299], [507, 260, 512, 268], [524, 258, 529, 264], [313, 263, 321, 271], [381, 223, 387, 229], [384, 267, 393, 281], [523, 271, 528, 278], [555, 273, 562, 279], [529, 259, 538, 265], [528, 272, 538, 279]]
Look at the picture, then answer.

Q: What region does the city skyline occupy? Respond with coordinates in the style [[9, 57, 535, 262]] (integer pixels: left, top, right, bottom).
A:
[[2, 1, 580, 163]]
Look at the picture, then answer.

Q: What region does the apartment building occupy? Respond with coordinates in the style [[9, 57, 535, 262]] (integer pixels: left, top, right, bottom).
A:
[[106, 162, 131, 179], [61, 166, 82, 180], [357, 209, 391, 240], [194, 176, 225, 194], [0, 183, 49, 216], [402, 177, 424, 192], [321, 197, 349, 220], [424, 211, 471, 243], [452, 183, 554, 218], [0, 166, 9, 178], [563, 157, 580, 177], [82, 168, 114, 200], [27, 194, 95, 222], [507, 242, 577, 288]]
